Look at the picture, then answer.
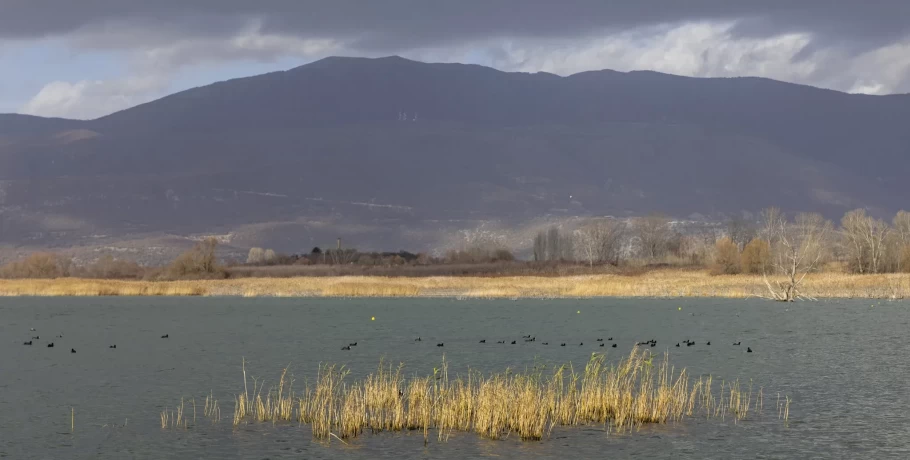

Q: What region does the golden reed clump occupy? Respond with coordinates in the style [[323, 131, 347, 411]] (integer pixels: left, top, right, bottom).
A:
[[5, 270, 910, 298], [161, 350, 789, 443]]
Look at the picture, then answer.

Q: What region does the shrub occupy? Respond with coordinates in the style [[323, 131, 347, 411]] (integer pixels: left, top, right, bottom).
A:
[[711, 238, 741, 275], [741, 238, 771, 274], [165, 238, 225, 279]]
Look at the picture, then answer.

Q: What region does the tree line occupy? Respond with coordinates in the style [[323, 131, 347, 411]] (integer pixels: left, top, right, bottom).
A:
[[2, 208, 910, 290]]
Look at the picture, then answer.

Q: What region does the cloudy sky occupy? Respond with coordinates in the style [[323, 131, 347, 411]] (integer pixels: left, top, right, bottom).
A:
[[3, 1, 910, 119]]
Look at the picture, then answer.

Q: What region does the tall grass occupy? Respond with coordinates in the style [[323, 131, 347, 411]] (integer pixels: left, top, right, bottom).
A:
[[162, 350, 789, 443], [5, 270, 910, 298]]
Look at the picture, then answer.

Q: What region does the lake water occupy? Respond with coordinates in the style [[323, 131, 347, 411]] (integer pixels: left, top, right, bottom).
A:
[[2, 297, 908, 459]]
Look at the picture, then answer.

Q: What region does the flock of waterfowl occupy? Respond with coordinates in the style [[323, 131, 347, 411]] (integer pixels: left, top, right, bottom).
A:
[[340, 335, 754, 352], [21, 327, 170, 353]]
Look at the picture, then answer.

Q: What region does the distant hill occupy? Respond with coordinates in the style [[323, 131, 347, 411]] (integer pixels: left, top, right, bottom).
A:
[[1, 56, 909, 258]]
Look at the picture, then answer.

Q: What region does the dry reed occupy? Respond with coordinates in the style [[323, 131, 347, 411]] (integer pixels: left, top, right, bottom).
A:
[[161, 350, 790, 443], [4, 270, 910, 298]]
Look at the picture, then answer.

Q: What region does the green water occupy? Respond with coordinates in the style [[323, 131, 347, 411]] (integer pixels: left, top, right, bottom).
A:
[[2, 297, 907, 459]]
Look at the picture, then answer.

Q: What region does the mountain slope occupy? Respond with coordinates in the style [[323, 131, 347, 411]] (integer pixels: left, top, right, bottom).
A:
[[1, 56, 908, 254]]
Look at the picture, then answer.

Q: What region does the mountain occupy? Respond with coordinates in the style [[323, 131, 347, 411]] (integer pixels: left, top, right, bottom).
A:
[[1, 56, 909, 259]]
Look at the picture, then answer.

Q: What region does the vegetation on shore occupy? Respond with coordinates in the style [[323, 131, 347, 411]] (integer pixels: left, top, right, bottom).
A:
[[160, 352, 789, 443], [2, 269, 908, 298], [3, 207, 910, 300]]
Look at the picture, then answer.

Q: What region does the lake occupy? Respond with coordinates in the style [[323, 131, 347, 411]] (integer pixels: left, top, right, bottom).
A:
[[2, 297, 908, 459]]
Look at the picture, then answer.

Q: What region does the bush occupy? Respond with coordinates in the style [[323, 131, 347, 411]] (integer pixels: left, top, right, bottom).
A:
[[78, 255, 144, 279], [0, 252, 72, 279], [741, 238, 771, 274], [711, 238, 741, 275], [165, 238, 225, 279], [901, 245, 910, 273]]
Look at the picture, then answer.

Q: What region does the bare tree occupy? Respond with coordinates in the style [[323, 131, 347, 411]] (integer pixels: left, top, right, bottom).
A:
[[841, 209, 889, 274], [573, 219, 626, 266], [636, 214, 673, 261], [533, 232, 546, 262], [894, 211, 910, 272], [763, 211, 832, 301], [546, 226, 561, 261], [247, 247, 264, 264], [894, 211, 910, 245], [760, 207, 783, 245], [726, 216, 755, 249]]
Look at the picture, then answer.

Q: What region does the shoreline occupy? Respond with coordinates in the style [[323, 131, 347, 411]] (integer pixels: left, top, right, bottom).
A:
[[1, 270, 909, 298]]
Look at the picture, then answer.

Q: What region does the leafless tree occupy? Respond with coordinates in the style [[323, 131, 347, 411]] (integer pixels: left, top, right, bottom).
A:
[[763, 211, 832, 301], [573, 219, 626, 266], [327, 248, 358, 265], [533, 232, 546, 262], [759, 207, 783, 245], [635, 214, 673, 261], [726, 216, 755, 249], [894, 211, 910, 245], [841, 209, 889, 274], [247, 247, 264, 264]]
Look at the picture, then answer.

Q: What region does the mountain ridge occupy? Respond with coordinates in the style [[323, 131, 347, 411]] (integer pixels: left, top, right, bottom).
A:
[[1, 55, 908, 258]]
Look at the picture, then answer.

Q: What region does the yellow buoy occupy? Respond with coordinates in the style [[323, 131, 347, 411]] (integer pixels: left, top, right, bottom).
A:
[[678, 307, 682, 311], [577, 311, 580, 314], [371, 316, 375, 321]]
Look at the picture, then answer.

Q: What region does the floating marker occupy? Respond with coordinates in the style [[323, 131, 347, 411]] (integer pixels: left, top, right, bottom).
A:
[[371, 316, 375, 321], [678, 307, 682, 311], [577, 311, 580, 314]]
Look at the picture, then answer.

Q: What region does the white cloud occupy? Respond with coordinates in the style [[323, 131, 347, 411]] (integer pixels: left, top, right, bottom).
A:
[[139, 20, 345, 71], [417, 22, 910, 95], [20, 76, 165, 119], [18, 20, 910, 119], [20, 20, 347, 119]]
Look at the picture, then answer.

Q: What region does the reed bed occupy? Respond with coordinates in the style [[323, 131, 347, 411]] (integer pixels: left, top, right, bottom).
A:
[[4, 270, 910, 298], [161, 350, 789, 443]]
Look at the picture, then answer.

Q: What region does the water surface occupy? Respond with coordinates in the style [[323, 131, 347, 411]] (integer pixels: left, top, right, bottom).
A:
[[1, 297, 907, 459]]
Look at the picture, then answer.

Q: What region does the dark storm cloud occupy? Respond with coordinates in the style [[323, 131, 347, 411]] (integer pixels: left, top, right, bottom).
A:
[[2, 1, 910, 51]]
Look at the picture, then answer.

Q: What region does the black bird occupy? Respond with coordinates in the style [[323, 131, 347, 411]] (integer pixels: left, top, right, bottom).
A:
[[479, 340, 486, 343], [71, 349, 76, 354], [23, 341, 32, 345], [560, 343, 566, 347], [161, 334, 169, 338], [511, 341, 516, 344], [349, 342, 357, 347], [437, 343, 444, 347], [415, 337, 421, 341], [600, 343, 605, 347], [707, 341, 711, 346], [687, 342, 694, 347], [747, 347, 753, 353], [607, 337, 613, 341], [497, 340, 505, 344], [341, 346, 351, 350], [56, 334, 63, 338], [597, 338, 604, 342], [611, 344, 617, 348], [542, 342, 549, 345], [522, 335, 531, 339], [32, 336, 39, 339], [676, 343, 680, 347], [733, 342, 741, 346], [47, 343, 54, 348], [109, 345, 116, 349], [579, 343, 584, 346], [650, 342, 656, 347]]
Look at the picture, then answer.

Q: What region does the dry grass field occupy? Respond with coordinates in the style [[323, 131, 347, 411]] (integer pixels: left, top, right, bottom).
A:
[[2, 269, 909, 298]]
